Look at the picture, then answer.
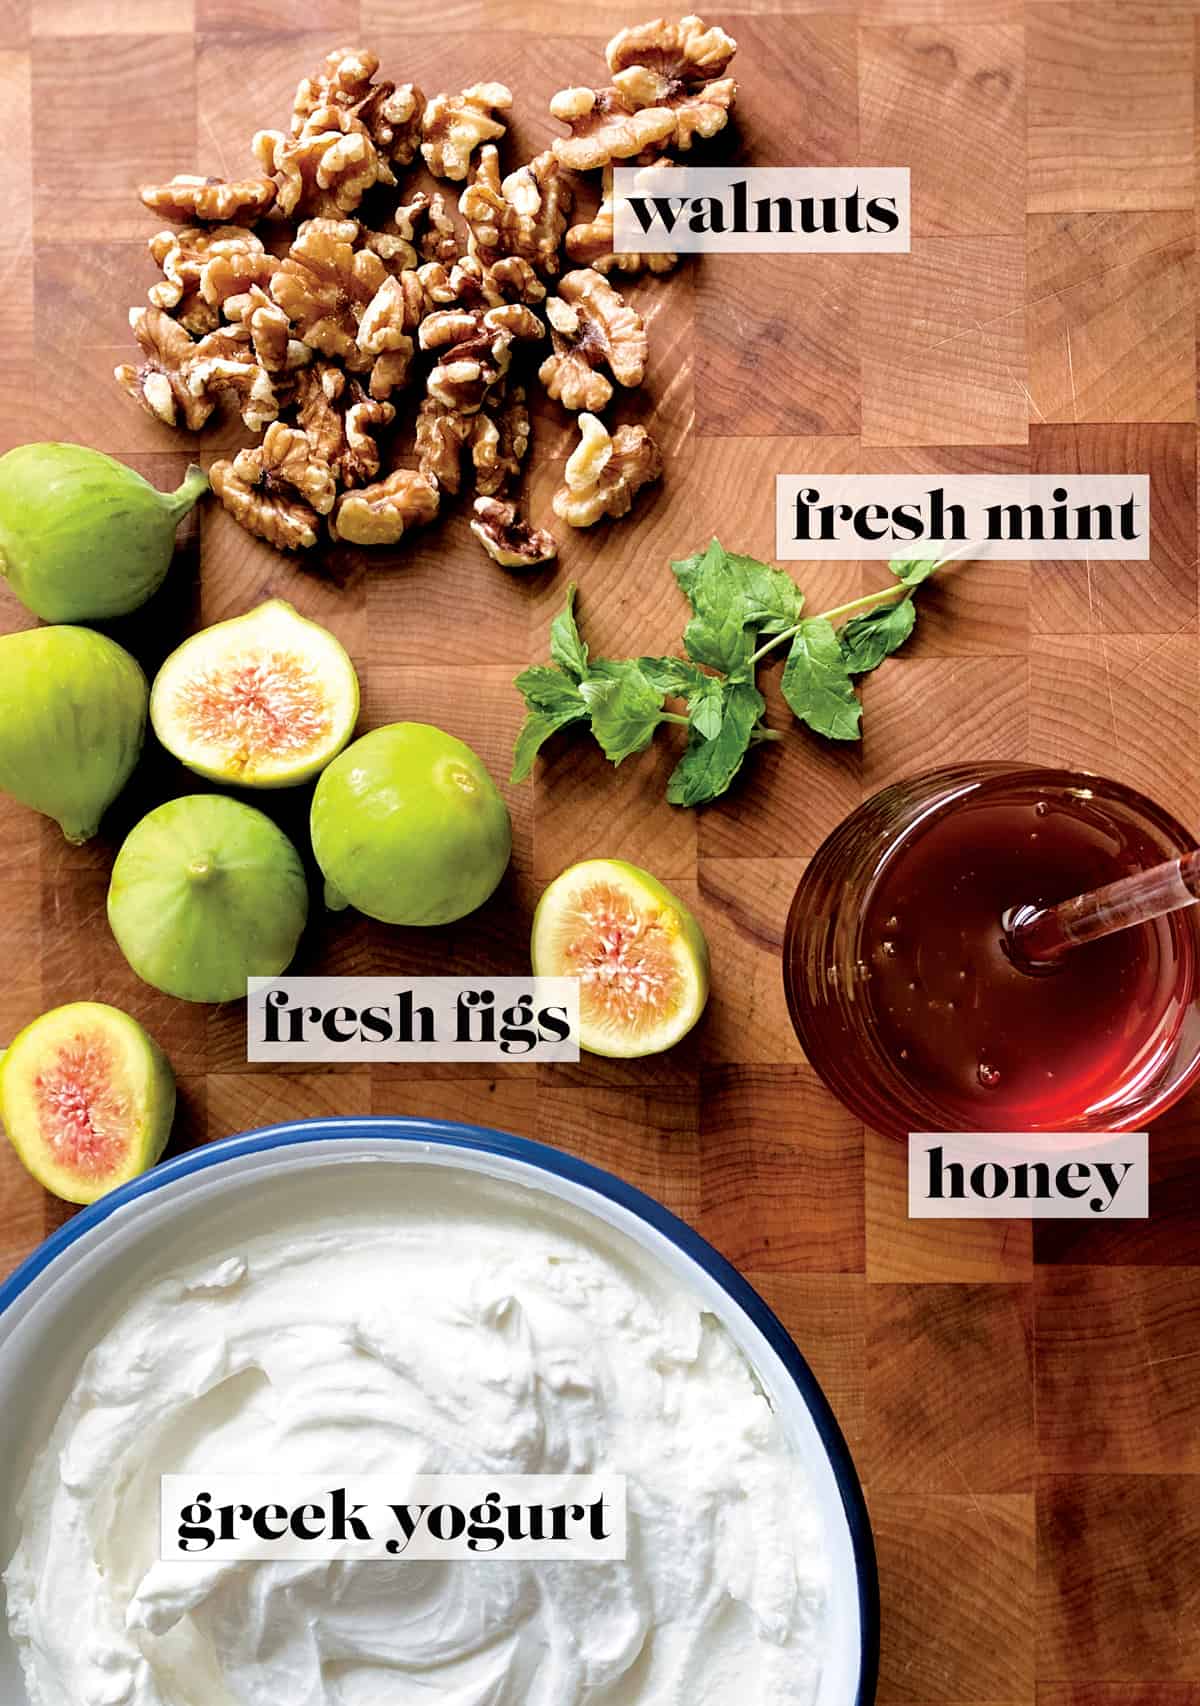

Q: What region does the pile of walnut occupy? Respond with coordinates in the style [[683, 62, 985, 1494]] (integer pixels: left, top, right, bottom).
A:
[[115, 22, 738, 565]]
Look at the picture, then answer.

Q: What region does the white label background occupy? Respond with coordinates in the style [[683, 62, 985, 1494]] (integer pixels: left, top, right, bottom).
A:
[[908, 1133, 1149, 1219], [246, 977, 580, 1062], [612, 165, 911, 253], [775, 473, 1150, 560], [161, 1475, 627, 1562]]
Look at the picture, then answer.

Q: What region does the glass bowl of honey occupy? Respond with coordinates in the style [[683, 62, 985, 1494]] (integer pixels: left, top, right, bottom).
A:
[[783, 764, 1200, 1137]]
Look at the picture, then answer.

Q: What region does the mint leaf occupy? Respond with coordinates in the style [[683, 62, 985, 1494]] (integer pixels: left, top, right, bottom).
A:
[[511, 705, 588, 782], [839, 597, 916, 675], [636, 654, 726, 736], [675, 539, 803, 676], [579, 663, 666, 764], [687, 675, 726, 739], [674, 540, 802, 633], [666, 681, 765, 807], [671, 544, 710, 602], [678, 539, 755, 674], [719, 550, 804, 634], [889, 554, 942, 590], [781, 617, 862, 741], [514, 664, 588, 716], [550, 582, 589, 680], [511, 663, 589, 782], [636, 656, 710, 697]]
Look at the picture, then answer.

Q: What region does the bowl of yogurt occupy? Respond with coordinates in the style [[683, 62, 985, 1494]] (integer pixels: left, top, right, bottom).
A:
[[0, 1117, 878, 1706]]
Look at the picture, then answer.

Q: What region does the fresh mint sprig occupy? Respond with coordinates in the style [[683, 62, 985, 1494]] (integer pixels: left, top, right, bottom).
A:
[[511, 539, 969, 806]]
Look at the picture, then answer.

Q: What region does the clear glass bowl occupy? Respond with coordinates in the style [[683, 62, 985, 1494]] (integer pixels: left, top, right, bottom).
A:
[[783, 763, 1200, 1138]]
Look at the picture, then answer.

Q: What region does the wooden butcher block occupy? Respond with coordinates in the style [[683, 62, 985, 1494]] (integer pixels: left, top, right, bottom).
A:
[[1, 0, 1198, 1701]]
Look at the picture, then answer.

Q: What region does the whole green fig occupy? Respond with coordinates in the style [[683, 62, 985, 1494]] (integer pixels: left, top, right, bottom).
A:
[[108, 795, 309, 1003], [0, 443, 207, 623], [311, 723, 512, 926], [0, 626, 148, 842]]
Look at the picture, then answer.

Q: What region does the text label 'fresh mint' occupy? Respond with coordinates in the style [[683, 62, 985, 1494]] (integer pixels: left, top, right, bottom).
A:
[[611, 165, 910, 253], [162, 1476, 626, 1562], [246, 977, 579, 1062], [908, 1133, 1149, 1219], [776, 474, 1150, 560]]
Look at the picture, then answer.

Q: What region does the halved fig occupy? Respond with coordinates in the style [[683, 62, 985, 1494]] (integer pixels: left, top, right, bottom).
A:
[[150, 598, 359, 788], [0, 1002, 175, 1205], [531, 858, 710, 1057]]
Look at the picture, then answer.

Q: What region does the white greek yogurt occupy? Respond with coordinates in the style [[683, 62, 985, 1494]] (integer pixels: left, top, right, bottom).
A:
[[4, 1170, 828, 1706]]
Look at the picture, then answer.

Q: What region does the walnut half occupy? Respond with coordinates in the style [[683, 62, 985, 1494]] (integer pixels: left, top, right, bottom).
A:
[[607, 14, 738, 151], [459, 146, 572, 277], [538, 268, 647, 412], [548, 86, 675, 172], [421, 82, 512, 181], [115, 307, 215, 431], [550, 15, 738, 169], [470, 498, 557, 568], [210, 422, 338, 551], [417, 383, 529, 497], [140, 173, 278, 224], [552, 410, 662, 527], [331, 469, 440, 544], [564, 165, 680, 276]]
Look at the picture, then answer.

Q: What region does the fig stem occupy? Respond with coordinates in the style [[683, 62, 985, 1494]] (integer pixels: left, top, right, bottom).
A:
[[186, 855, 215, 882], [170, 464, 210, 519]]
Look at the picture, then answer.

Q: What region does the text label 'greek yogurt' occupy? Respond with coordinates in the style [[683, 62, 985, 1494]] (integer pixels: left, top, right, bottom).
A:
[[162, 1476, 627, 1562], [776, 473, 1151, 560], [611, 165, 911, 253], [908, 1133, 1149, 1219], [246, 977, 579, 1062]]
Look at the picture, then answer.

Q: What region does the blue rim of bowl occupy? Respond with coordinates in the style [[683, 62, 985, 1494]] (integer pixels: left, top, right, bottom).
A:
[[0, 1115, 880, 1705]]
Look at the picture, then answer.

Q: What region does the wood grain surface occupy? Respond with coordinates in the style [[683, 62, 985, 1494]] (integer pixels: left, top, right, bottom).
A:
[[1, 2, 1198, 1701]]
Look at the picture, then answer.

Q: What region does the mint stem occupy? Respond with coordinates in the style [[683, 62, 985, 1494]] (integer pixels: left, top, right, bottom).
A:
[[660, 711, 691, 727], [747, 628, 802, 668], [747, 546, 975, 668], [819, 586, 911, 625]]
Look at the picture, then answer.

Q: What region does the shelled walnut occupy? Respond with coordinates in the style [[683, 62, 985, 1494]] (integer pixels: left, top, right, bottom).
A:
[[290, 47, 425, 167], [139, 173, 277, 223], [539, 269, 647, 412], [294, 364, 396, 486], [551, 14, 737, 166], [552, 411, 662, 527], [223, 285, 311, 375], [356, 274, 421, 398], [417, 383, 530, 497], [210, 423, 337, 550], [331, 469, 440, 543], [147, 226, 268, 317], [184, 330, 281, 433], [420, 303, 542, 414], [607, 15, 737, 149], [418, 192, 460, 264], [117, 25, 726, 555], [470, 497, 557, 566], [549, 88, 675, 172], [564, 165, 679, 275], [421, 83, 512, 181], [459, 147, 572, 276], [115, 307, 216, 431], [253, 109, 387, 220], [270, 219, 389, 368]]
